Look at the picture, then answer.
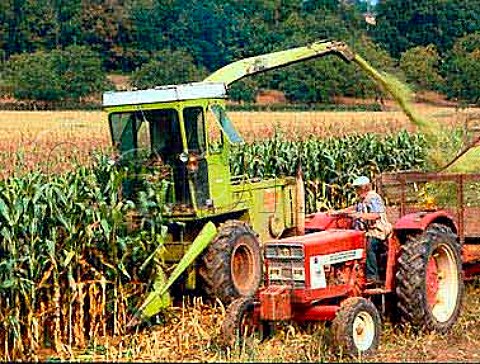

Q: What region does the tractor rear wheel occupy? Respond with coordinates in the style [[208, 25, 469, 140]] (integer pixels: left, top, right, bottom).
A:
[[199, 220, 262, 305], [396, 223, 464, 333], [331, 297, 382, 358], [220, 297, 272, 349]]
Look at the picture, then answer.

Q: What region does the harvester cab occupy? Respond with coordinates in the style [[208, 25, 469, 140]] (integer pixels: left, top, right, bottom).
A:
[[104, 82, 243, 216]]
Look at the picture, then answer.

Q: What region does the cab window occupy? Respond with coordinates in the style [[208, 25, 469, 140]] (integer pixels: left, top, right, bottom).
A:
[[183, 107, 206, 153], [206, 106, 223, 154]]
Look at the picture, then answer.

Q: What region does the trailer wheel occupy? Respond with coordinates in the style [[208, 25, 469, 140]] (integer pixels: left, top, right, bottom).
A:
[[220, 297, 272, 348], [331, 297, 381, 358], [199, 220, 262, 305], [396, 223, 464, 333]]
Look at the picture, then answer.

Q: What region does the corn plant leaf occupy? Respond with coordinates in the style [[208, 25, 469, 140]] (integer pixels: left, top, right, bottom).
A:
[[0, 198, 12, 226]]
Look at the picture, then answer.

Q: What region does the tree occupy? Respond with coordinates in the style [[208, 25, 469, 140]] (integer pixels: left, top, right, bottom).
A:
[[53, 45, 111, 99], [75, 0, 134, 70], [131, 49, 207, 89], [4, 51, 64, 100], [228, 79, 258, 103], [399, 44, 444, 91], [442, 33, 480, 104], [4, 46, 110, 101], [373, 0, 480, 58]]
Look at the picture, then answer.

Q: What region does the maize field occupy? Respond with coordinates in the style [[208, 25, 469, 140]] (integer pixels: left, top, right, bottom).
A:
[[0, 105, 477, 361], [231, 131, 427, 212]]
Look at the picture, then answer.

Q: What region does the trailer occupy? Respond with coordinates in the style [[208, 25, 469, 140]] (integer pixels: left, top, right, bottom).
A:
[[376, 171, 480, 279]]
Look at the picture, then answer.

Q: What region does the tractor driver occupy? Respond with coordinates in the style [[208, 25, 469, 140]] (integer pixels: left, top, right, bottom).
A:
[[331, 176, 392, 285]]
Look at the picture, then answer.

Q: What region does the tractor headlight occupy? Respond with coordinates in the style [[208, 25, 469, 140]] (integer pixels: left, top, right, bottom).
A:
[[186, 154, 199, 172]]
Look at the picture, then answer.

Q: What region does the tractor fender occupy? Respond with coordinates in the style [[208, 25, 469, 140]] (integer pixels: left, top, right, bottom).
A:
[[393, 210, 458, 235]]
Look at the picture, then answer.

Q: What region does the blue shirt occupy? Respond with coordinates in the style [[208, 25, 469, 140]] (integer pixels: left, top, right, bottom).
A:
[[354, 190, 391, 239]]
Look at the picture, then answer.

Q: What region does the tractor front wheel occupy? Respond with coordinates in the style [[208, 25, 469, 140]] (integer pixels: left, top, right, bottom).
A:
[[199, 220, 262, 305], [220, 297, 272, 349], [396, 223, 464, 333], [331, 297, 382, 358]]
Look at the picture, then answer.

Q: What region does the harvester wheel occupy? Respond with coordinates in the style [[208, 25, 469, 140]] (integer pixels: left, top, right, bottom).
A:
[[199, 220, 262, 304], [396, 223, 464, 333], [220, 297, 271, 349], [331, 297, 381, 358]]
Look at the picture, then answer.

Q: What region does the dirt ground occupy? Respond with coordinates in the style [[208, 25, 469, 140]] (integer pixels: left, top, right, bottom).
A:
[[33, 279, 480, 363]]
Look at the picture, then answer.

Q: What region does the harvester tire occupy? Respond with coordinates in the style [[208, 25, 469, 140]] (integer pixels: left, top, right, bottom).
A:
[[199, 220, 262, 305], [220, 297, 272, 349], [395, 223, 464, 333], [331, 297, 381, 358]]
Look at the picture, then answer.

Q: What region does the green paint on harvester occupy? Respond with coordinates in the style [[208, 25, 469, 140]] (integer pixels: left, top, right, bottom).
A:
[[133, 221, 217, 322]]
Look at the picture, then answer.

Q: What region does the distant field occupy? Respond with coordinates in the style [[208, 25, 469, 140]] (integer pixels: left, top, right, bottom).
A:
[[0, 103, 471, 143], [0, 104, 473, 177]]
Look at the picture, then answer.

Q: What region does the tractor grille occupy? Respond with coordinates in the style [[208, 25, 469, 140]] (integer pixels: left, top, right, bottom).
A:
[[265, 244, 305, 289]]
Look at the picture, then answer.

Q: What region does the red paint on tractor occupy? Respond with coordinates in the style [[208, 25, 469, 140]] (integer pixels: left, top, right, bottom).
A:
[[277, 230, 365, 256], [304, 212, 354, 231], [259, 285, 291, 320], [426, 256, 440, 308], [264, 230, 366, 304], [304, 212, 336, 231], [394, 211, 457, 232], [291, 305, 339, 322]]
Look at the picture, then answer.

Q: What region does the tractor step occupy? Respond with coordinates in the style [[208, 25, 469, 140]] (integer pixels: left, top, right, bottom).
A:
[[363, 288, 388, 295]]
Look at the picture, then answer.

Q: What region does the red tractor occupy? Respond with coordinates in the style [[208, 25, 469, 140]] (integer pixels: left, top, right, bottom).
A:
[[220, 181, 465, 357]]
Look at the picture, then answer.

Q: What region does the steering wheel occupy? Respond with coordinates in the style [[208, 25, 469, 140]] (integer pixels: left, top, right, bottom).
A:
[[328, 211, 355, 229]]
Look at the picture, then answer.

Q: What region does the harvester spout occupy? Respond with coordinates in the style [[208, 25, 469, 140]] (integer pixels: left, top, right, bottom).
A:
[[204, 40, 354, 87]]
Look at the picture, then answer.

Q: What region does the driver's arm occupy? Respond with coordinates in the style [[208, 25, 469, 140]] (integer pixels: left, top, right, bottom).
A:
[[353, 195, 384, 221], [352, 211, 380, 221], [328, 205, 356, 215]]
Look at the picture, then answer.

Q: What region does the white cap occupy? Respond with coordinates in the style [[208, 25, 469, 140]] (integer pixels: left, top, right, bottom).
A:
[[352, 176, 370, 187]]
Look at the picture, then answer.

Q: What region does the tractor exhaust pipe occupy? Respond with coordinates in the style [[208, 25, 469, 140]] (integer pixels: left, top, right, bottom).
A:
[[295, 159, 305, 235]]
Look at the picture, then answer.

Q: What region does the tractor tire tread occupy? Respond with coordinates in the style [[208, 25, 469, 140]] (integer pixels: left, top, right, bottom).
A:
[[395, 223, 464, 333], [199, 220, 261, 305], [331, 297, 381, 358]]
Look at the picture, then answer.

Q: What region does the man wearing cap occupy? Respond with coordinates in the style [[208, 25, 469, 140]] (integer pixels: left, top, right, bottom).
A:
[[331, 175, 392, 285]]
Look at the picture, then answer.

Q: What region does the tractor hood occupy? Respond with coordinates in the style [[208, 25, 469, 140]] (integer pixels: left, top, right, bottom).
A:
[[265, 230, 366, 258]]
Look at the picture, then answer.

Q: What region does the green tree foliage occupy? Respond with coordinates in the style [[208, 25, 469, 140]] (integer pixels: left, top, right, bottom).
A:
[[442, 33, 480, 104], [75, 1, 134, 70], [399, 45, 444, 91], [4, 51, 62, 101], [4, 46, 110, 101], [228, 79, 258, 103], [131, 49, 207, 89], [0, 0, 83, 56], [373, 0, 480, 58], [54, 45, 112, 99], [4, 0, 476, 103]]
